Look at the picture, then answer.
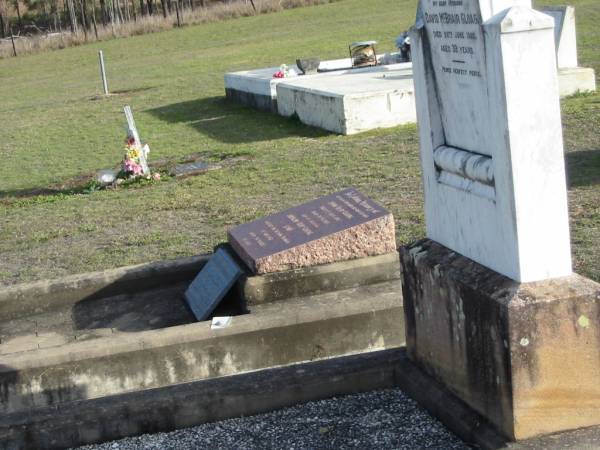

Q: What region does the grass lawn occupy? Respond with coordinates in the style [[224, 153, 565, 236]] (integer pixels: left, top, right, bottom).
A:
[[0, 0, 598, 285]]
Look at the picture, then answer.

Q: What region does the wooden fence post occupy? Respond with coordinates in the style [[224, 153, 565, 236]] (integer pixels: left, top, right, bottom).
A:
[[99, 50, 109, 94], [10, 29, 17, 57]]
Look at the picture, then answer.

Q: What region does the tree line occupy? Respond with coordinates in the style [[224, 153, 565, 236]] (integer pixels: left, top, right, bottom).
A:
[[0, 0, 220, 38]]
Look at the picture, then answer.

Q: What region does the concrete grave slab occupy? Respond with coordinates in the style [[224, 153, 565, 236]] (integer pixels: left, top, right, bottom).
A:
[[0, 278, 403, 416], [226, 62, 586, 136], [224, 53, 406, 112], [0, 249, 403, 422], [276, 64, 415, 135]]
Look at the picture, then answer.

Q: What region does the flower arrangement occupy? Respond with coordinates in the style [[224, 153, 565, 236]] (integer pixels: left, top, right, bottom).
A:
[[96, 115, 162, 188], [122, 136, 145, 177], [273, 63, 290, 78], [119, 133, 159, 182]]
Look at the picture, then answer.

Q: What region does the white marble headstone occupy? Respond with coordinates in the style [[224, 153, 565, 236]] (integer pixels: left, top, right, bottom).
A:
[[410, 0, 572, 282], [540, 5, 578, 69]]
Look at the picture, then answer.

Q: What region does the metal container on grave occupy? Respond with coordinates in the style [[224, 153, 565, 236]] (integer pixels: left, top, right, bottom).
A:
[[349, 41, 377, 68]]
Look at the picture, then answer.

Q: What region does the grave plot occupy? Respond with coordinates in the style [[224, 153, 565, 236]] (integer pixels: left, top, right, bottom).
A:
[[224, 9, 595, 135], [0, 188, 403, 450], [223, 52, 407, 113]]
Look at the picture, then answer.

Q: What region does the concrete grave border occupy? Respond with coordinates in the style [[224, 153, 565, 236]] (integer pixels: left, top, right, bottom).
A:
[[0, 251, 404, 450]]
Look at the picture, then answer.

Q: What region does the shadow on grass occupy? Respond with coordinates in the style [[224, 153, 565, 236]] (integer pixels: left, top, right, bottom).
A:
[[146, 96, 331, 143], [0, 187, 66, 199], [0, 185, 93, 201], [566, 149, 600, 188], [90, 86, 157, 100]]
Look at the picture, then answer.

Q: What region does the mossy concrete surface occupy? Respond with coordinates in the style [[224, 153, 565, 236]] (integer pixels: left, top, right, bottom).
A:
[[0, 252, 404, 437], [239, 251, 401, 305], [401, 239, 600, 441]]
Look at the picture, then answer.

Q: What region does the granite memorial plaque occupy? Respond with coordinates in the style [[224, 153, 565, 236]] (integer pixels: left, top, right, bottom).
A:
[[184, 248, 244, 321], [228, 187, 397, 274], [170, 160, 218, 178]]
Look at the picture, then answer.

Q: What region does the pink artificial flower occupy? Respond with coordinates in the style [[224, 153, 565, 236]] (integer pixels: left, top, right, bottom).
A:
[[152, 172, 161, 181], [273, 71, 284, 78], [124, 159, 143, 175]]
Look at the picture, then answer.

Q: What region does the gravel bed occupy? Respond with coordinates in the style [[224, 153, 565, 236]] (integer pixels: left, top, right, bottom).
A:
[[74, 388, 470, 450]]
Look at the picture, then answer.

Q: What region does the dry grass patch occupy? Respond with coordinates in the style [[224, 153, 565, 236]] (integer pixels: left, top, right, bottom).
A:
[[0, 0, 337, 58]]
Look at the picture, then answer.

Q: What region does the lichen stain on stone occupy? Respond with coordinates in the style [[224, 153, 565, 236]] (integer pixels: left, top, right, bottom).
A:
[[164, 359, 177, 383], [520, 337, 530, 347], [177, 349, 198, 367], [577, 315, 590, 329]]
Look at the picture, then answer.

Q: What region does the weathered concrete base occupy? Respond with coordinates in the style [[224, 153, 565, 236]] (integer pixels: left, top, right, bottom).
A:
[[276, 67, 415, 135], [239, 251, 400, 305], [8, 345, 600, 450], [0, 249, 403, 423], [0, 349, 408, 450], [394, 347, 600, 450], [400, 239, 600, 441], [558, 66, 596, 97]]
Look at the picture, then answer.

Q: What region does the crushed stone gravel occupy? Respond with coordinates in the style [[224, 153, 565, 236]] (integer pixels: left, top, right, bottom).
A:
[[74, 388, 470, 450]]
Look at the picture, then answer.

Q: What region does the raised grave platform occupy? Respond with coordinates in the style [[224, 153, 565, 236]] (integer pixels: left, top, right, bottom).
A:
[[277, 65, 415, 135], [557, 66, 596, 97], [224, 53, 406, 113]]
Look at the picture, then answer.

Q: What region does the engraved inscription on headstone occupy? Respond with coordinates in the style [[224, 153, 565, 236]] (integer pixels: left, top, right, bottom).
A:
[[420, 0, 487, 153], [184, 248, 244, 321], [228, 187, 396, 274]]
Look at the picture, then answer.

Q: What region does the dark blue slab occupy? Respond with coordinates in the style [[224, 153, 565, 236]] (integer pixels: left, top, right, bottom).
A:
[[184, 248, 244, 321]]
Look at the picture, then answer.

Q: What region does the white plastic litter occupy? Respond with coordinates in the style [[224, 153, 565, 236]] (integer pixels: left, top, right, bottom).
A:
[[211, 316, 232, 329]]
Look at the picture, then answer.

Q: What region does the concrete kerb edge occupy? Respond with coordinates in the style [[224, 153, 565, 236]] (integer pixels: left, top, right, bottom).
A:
[[0, 255, 209, 320], [239, 251, 401, 305], [0, 349, 406, 450], [0, 249, 402, 323], [2, 288, 401, 371]]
